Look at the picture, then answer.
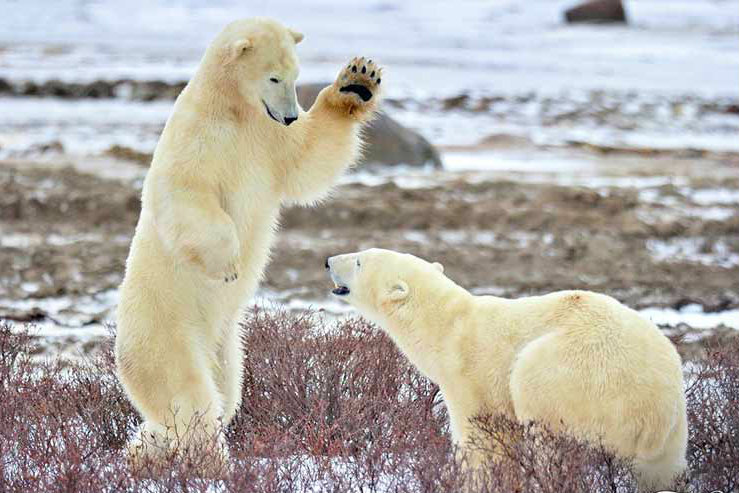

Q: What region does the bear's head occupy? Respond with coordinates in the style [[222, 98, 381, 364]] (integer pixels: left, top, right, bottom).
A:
[[204, 17, 304, 126], [326, 248, 445, 319]]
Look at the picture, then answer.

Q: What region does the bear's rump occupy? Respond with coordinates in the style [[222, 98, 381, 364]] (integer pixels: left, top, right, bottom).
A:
[[509, 330, 678, 458]]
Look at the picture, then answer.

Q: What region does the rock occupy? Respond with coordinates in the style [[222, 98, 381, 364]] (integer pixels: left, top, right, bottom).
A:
[[104, 145, 152, 166], [29, 140, 65, 154], [42, 79, 71, 98], [133, 81, 168, 101], [21, 81, 40, 96], [79, 80, 115, 99], [564, 0, 627, 24], [478, 134, 534, 150], [297, 83, 442, 169], [441, 94, 469, 110], [128, 81, 186, 101]]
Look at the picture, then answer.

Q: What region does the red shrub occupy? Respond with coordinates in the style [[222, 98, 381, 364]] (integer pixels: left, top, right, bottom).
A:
[[679, 339, 739, 492], [0, 314, 737, 492]]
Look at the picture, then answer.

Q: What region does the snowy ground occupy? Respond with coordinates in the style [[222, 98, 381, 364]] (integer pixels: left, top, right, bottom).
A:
[[2, 153, 737, 360], [1, 0, 737, 95], [0, 0, 737, 158], [0, 0, 737, 357]]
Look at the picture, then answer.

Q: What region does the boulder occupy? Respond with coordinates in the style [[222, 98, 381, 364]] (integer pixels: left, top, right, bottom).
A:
[[79, 80, 116, 99], [297, 83, 442, 169], [127, 80, 187, 102], [564, 0, 627, 24]]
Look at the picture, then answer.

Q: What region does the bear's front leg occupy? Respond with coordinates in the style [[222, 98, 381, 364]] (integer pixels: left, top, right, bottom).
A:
[[280, 57, 383, 204], [152, 178, 241, 283], [176, 219, 241, 283]]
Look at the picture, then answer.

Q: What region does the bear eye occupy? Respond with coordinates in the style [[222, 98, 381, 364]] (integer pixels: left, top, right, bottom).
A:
[[270, 77, 280, 83], [356, 259, 361, 267]]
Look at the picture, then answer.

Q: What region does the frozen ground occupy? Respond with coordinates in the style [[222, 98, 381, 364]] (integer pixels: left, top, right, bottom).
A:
[[1, 153, 737, 360]]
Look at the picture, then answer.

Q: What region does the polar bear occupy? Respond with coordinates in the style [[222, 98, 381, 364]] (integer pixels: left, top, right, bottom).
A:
[[115, 17, 382, 469], [326, 248, 687, 491]]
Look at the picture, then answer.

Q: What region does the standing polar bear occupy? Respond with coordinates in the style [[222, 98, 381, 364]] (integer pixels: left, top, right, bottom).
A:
[[326, 248, 687, 491], [115, 18, 382, 468]]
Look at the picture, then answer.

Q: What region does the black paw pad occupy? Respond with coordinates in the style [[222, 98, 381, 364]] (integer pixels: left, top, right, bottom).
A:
[[340, 84, 372, 102]]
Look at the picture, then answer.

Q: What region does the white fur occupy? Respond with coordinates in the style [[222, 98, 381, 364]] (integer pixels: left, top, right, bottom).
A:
[[327, 248, 688, 491], [115, 17, 381, 469]]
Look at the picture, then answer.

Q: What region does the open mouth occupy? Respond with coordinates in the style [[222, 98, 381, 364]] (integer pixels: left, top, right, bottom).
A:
[[332, 283, 350, 296], [329, 269, 350, 296], [262, 101, 280, 123]]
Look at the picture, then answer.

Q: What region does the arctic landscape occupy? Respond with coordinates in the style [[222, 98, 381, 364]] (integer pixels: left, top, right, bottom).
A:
[[0, 1, 738, 491], [1, 0, 737, 356]]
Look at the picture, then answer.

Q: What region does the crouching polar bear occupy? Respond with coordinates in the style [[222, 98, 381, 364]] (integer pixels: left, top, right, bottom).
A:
[[326, 248, 687, 491], [115, 17, 382, 468]]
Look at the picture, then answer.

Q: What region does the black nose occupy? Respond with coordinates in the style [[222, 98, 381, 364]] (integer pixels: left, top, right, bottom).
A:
[[284, 116, 298, 126], [325, 257, 330, 269]]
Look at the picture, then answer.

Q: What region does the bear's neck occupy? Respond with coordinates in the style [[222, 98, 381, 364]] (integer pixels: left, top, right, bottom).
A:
[[185, 64, 255, 123], [381, 281, 475, 383]]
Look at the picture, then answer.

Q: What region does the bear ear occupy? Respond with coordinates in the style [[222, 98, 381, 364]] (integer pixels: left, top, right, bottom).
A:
[[388, 280, 409, 301], [228, 38, 253, 62], [288, 29, 304, 44], [432, 262, 444, 273]]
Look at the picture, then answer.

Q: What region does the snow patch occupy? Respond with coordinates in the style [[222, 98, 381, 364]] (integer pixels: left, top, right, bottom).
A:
[[640, 305, 739, 330]]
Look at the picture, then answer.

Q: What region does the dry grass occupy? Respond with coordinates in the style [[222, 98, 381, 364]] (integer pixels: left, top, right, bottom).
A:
[[0, 309, 737, 492]]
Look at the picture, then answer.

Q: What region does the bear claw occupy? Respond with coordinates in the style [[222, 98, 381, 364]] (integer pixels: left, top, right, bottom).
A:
[[336, 57, 382, 105]]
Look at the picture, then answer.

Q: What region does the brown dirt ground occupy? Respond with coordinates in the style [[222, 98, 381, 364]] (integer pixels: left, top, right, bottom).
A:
[[0, 153, 737, 359]]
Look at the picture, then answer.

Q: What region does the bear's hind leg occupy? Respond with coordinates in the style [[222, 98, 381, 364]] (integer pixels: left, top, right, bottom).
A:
[[126, 420, 171, 472], [119, 336, 230, 475], [165, 358, 230, 473], [632, 405, 687, 492], [634, 453, 686, 493], [216, 322, 245, 426]]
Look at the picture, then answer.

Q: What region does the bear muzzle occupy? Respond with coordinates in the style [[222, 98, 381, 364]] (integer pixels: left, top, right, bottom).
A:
[[326, 257, 351, 296]]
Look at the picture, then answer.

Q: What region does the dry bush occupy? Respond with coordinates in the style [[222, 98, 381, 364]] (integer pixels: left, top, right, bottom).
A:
[[0, 314, 737, 492], [465, 415, 636, 493], [232, 308, 446, 453], [678, 338, 739, 493]]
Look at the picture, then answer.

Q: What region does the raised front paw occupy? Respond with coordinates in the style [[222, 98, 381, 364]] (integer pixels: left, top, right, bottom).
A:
[[330, 57, 382, 118]]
